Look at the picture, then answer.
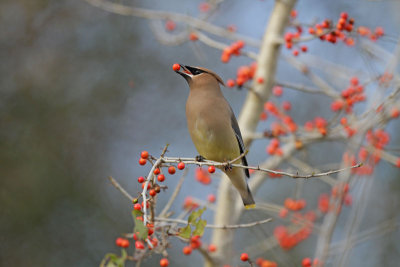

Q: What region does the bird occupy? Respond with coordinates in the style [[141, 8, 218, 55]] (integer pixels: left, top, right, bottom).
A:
[[174, 64, 255, 209]]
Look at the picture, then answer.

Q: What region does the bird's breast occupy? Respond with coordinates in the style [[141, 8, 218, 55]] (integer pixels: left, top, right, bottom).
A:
[[188, 115, 239, 162]]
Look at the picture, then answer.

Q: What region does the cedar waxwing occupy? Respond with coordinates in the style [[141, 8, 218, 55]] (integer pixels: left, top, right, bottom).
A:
[[174, 64, 255, 208]]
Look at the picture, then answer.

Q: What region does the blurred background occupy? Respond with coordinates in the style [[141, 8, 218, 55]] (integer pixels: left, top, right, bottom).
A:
[[1, 0, 400, 266]]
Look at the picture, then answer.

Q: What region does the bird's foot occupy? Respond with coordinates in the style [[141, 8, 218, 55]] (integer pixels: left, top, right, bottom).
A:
[[223, 161, 233, 171], [195, 155, 205, 162]]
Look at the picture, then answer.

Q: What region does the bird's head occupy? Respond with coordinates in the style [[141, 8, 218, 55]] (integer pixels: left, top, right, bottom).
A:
[[174, 64, 225, 88]]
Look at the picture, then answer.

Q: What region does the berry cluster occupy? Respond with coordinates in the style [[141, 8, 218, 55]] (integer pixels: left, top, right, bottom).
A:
[[226, 62, 257, 87], [221, 40, 245, 63], [331, 77, 366, 113], [274, 210, 315, 250], [256, 258, 278, 267], [115, 237, 130, 248], [195, 167, 212, 184], [263, 100, 297, 136], [304, 117, 328, 136], [183, 196, 199, 211], [302, 257, 320, 267], [182, 235, 216, 256], [284, 11, 385, 55], [284, 198, 306, 211]]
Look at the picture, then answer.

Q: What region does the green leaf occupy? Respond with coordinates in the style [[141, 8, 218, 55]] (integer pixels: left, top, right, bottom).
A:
[[100, 253, 121, 267], [132, 210, 148, 240], [179, 224, 192, 239], [192, 219, 207, 237], [188, 207, 206, 224]]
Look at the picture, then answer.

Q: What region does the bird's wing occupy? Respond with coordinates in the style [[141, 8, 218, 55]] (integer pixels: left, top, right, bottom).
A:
[[230, 108, 250, 178]]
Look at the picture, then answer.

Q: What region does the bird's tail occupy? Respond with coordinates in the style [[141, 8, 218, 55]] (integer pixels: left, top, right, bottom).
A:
[[226, 168, 256, 209], [242, 185, 256, 209]]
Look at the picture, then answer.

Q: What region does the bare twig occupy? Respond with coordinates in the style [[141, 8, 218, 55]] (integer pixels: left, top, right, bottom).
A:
[[196, 32, 258, 60], [154, 217, 272, 229], [84, 0, 261, 47], [159, 168, 188, 217], [275, 80, 332, 96], [108, 176, 134, 201], [161, 156, 362, 179]]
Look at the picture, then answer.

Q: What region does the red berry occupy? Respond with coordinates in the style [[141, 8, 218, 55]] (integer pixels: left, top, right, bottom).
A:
[[198, 2, 210, 12], [221, 52, 230, 63], [273, 86, 283, 96], [165, 20, 176, 31], [340, 12, 348, 19], [177, 162, 185, 170], [257, 77, 264, 84], [344, 194, 352, 206], [302, 257, 312, 267], [282, 101, 291, 111], [190, 235, 202, 249], [240, 253, 249, 261], [207, 194, 216, 203], [147, 224, 154, 236], [138, 176, 145, 183], [396, 158, 400, 168], [134, 203, 142, 211], [301, 45, 308, 52], [154, 168, 161, 175], [116, 237, 129, 248], [139, 158, 147, 166], [208, 244, 217, 252], [189, 32, 198, 41], [135, 241, 145, 250], [260, 112, 268, 121], [391, 108, 400, 118], [121, 239, 129, 248], [226, 79, 236, 88], [375, 26, 384, 36], [183, 246, 192, 255], [149, 189, 156, 197], [208, 166, 216, 173], [350, 76, 359, 86], [157, 174, 165, 182], [168, 166, 176, 175], [160, 258, 169, 267], [172, 63, 180, 71], [141, 151, 149, 159], [279, 208, 288, 218], [293, 49, 299, 56], [142, 183, 151, 190]]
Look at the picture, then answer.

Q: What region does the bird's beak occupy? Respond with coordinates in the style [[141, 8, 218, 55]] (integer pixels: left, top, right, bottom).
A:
[[175, 64, 193, 82]]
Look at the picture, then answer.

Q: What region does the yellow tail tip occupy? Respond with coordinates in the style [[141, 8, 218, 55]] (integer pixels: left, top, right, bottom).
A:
[[245, 204, 256, 209]]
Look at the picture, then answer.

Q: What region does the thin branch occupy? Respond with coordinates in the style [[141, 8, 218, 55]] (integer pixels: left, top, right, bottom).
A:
[[159, 168, 188, 217], [108, 176, 134, 201], [154, 217, 272, 229], [275, 80, 333, 96], [84, 0, 261, 47], [286, 157, 337, 186], [142, 144, 169, 226], [196, 31, 258, 60], [161, 156, 362, 179]]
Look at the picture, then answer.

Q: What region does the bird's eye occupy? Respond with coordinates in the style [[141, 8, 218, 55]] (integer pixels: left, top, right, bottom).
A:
[[193, 69, 202, 75]]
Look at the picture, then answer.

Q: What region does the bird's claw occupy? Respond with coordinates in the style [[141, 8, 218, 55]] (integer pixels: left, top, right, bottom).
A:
[[223, 162, 233, 171], [196, 155, 205, 162]]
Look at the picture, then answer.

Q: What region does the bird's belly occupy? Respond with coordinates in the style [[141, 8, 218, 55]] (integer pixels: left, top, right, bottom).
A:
[[190, 118, 238, 162]]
